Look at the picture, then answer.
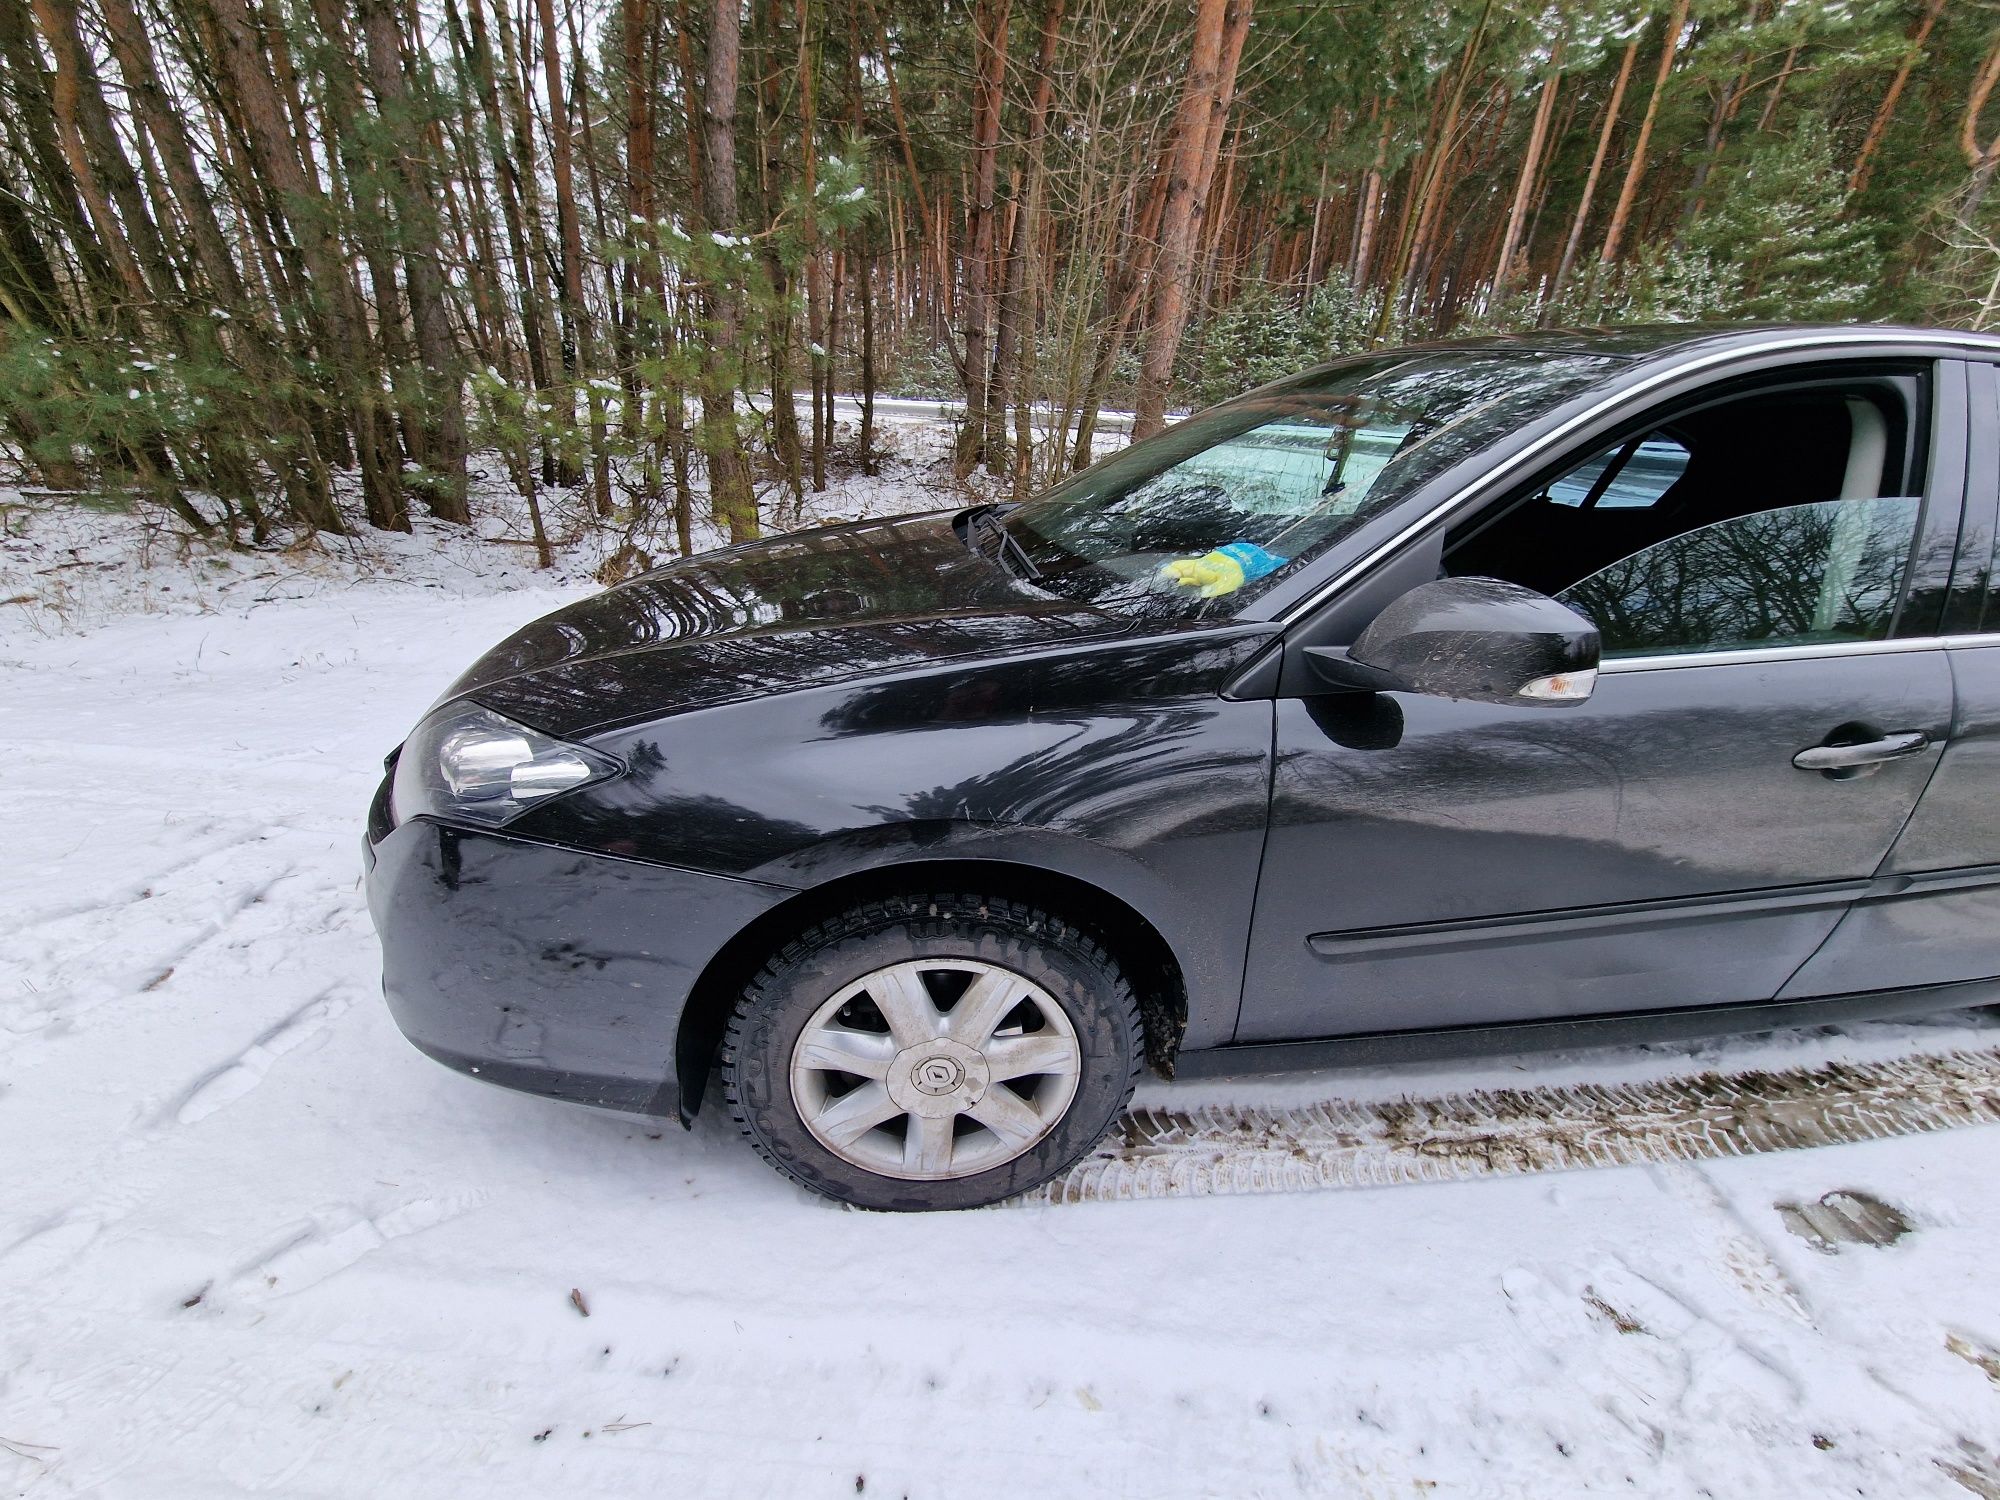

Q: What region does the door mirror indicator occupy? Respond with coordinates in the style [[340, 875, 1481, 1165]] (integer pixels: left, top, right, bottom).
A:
[[1304, 577, 1601, 707]]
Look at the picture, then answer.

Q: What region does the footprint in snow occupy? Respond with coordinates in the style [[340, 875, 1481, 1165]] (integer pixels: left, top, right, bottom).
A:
[[1503, 1255, 1800, 1445], [236, 1191, 485, 1298], [166, 988, 349, 1127], [1775, 1190, 1914, 1254], [1500, 1266, 1596, 1349], [0, 1212, 103, 1283], [1651, 1163, 1815, 1327], [1589, 1254, 1802, 1420]]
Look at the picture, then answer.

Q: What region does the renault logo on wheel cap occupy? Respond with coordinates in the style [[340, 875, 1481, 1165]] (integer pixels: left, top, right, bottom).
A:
[[913, 1055, 965, 1095]]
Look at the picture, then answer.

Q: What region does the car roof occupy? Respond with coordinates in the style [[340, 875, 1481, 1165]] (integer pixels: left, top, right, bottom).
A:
[[1380, 322, 2000, 364], [1251, 324, 2000, 414]]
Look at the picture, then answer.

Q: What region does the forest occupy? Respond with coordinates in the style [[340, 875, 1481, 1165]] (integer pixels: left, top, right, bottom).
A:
[[2, 0, 1997, 561]]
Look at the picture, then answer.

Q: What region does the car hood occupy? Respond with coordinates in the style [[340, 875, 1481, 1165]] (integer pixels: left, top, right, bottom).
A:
[[444, 511, 1138, 737]]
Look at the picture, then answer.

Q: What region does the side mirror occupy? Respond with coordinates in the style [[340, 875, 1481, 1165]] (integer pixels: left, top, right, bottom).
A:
[[1304, 577, 1600, 706]]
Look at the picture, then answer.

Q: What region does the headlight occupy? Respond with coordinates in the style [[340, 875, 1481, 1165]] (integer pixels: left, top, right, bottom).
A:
[[389, 701, 620, 828]]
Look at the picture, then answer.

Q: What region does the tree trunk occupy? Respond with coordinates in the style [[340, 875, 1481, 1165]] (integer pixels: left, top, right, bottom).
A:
[[534, 0, 612, 517], [1549, 31, 1639, 305], [858, 250, 877, 472], [1373, 0, 1491, 338], [953, 0, 1010, 476], [846, 1, 878, 476], [1757, 43, 1801, 132], [457, 0, 558, 470], [97, 0, 238, 308], [1350, 102, 1390, 286], [865, 0, 941, 331], [29, 0, 173, 306], [360, 0, 469, 521], [1493, 41, 1562, 294], [202, 0, 400, 530], [0, 185, 81, 484], [825, 247, 844, 472], [799, 0, 830, 492], [753, 0, 805, 504], [1131, 0, 1254, 440], [97, 0, 337, 527], [622, 0, 658, 499], [700, 0, 759, 541], [1071, 141, 1172, 469], [1600, 0, 1689, 266], [562, 0, 628, 437], [1407, 83, 1498, 309], [1851, 0, 1946, 194], [991, 0, 1065, 483], [1675, 5, 1766, 238], [1958, 34, 2000, 229], [0, 3, 123, 307]]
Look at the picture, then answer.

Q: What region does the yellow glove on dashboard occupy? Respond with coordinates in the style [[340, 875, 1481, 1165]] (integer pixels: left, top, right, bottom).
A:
[[1160, 549, 1249, 599]]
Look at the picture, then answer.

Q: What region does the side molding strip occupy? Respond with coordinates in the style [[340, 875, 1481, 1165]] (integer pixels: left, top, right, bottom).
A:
[[1306, 879, 1875, 960]]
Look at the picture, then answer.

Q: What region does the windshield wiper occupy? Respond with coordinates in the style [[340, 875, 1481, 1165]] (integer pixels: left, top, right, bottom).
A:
[[954, 502, 1042, 581]]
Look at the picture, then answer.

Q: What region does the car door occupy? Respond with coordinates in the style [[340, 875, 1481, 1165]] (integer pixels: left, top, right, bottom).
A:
[[1780, 357, 2000, 998], [1234, 359, 1968, 1044]]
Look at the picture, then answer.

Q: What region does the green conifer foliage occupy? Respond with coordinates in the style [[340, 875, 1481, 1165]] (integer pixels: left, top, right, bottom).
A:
[[1678, 120, 1877, 320]]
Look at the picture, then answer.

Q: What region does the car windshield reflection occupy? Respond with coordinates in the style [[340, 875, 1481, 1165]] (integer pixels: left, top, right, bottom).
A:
[[1000, 348, 1626, 617]]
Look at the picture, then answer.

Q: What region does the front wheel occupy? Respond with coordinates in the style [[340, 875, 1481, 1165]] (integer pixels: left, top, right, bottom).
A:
[[720, 894, 1142, 1211]]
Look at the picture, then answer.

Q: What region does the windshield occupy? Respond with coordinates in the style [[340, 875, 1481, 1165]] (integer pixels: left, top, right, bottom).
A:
[[1001, 349, 1627, 617]]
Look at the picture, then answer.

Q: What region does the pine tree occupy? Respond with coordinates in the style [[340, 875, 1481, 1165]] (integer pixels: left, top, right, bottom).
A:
[[1680, 119, 1878, 320]]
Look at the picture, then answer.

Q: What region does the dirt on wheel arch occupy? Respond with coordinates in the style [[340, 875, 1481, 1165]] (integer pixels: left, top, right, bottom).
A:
[[1024, 1046, 2000, 1206]]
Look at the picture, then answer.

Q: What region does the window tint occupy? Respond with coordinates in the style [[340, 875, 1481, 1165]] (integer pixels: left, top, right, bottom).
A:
[[1556, 496, 1921, 657], [1546, 435, 1690, 509]]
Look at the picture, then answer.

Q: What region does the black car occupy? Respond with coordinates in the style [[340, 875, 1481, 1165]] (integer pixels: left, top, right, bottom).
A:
[[365, 325, 2000, 1211]]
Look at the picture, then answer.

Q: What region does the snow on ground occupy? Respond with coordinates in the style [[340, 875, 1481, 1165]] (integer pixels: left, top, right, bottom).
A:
[[0, 413, 999, 637], [6, 439, 2000, 1498]]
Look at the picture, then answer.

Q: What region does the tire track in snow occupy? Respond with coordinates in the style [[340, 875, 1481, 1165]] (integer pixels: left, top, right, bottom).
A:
[[1939, 1443, 2000, 1498], [1028, 1046, 2000, 1206], [119, 864, 302, 990]]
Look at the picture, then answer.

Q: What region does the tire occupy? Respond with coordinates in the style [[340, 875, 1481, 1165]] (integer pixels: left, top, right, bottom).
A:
[[720, 893, 1142, 1211]]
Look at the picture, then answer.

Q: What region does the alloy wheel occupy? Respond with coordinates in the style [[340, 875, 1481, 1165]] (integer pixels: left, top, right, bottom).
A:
[[788, 958, 1083, 1181]]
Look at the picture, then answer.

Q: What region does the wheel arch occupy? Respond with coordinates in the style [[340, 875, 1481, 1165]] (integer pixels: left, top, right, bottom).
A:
[[673, 858, 1191, 1122]]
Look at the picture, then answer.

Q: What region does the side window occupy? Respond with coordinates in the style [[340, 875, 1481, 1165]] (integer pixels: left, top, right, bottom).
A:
[[1556, 496, 1921, 656], [1546, 434, 1690, 508], [1974, 363, 2000, 634], [1443, 376, 1926, 657]]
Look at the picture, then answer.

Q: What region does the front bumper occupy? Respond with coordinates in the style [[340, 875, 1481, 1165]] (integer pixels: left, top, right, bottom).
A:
[[363, 784, 794, 1119]]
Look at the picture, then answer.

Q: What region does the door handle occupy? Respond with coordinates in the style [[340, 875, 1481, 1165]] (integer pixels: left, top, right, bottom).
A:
[[1791, 731, 1930, 772]]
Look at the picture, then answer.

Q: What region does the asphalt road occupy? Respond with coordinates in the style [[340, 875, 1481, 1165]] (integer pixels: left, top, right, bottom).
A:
[[828, 393, 1140, 434]]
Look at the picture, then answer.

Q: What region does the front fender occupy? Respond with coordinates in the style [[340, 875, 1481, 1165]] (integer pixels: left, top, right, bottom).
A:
[[512, 630, 1278, 1048], [752, 819, 1249, 1048]]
